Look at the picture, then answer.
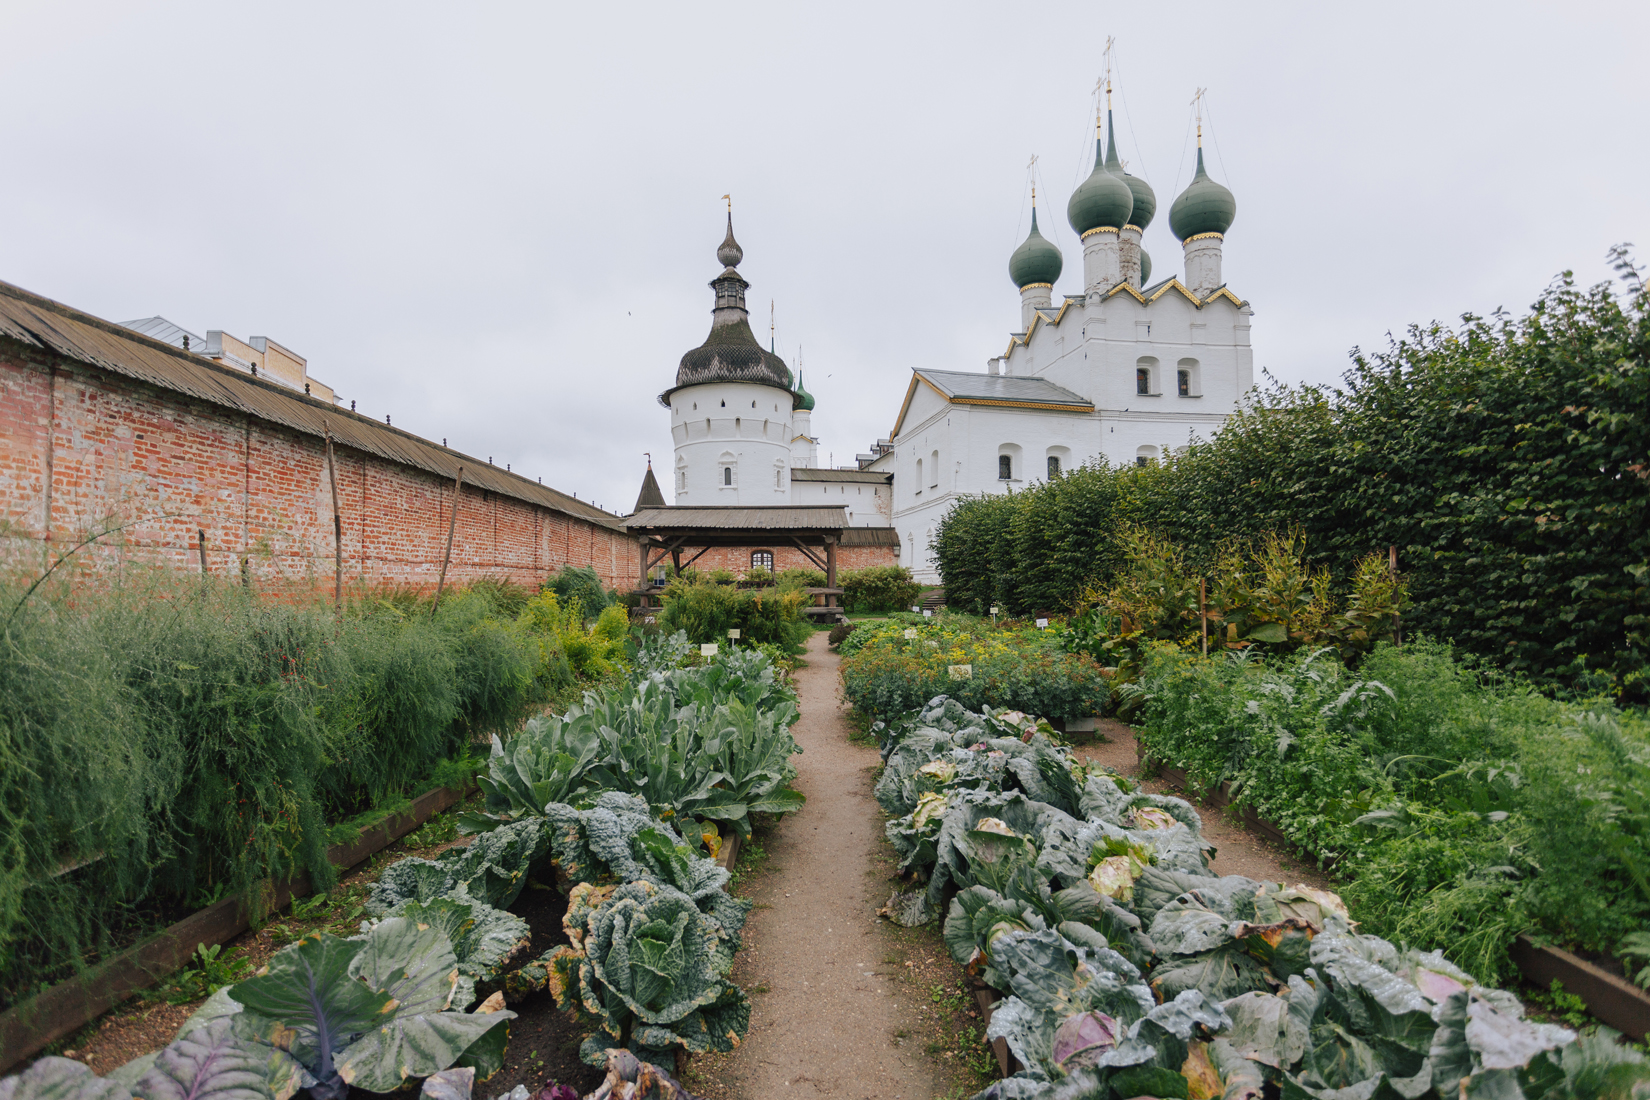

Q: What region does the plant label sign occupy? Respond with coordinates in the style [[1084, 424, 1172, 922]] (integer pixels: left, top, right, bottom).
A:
[[1036, 618, 1049, 629], [990, 606, 999, 615], [948, 664, 973, 680], [727, 628, 741, 640], [924, 639, 939, 648], [903, 628, 918, 640], [923, 609, 933, 618], [700, 643, 719, 657]]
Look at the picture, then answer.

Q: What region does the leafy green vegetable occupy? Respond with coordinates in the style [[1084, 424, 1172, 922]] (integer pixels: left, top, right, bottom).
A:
[[367, 818, 549, 915]]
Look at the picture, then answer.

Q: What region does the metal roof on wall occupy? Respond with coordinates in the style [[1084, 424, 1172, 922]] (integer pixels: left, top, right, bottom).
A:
[[789, 468, 893, 483], [0, 279, 624, 530], [915, 368, 1093, 408]]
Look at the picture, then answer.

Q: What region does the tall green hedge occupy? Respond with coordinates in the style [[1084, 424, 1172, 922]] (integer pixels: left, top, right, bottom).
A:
[[936, 257, 1650, 699]]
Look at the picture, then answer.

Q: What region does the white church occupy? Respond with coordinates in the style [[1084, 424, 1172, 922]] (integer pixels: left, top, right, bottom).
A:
[[649, 95, 1250, 585]]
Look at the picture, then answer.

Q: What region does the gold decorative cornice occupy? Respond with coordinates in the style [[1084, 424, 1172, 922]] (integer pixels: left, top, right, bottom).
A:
[[1018, 282, 1054, 291], [952, 397, 1093, 412], [1182, 232, 1225, 243], [1081, 226, 1121, 240]]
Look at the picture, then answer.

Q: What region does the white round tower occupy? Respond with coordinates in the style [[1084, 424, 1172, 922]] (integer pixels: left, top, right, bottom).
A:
[[661, 214, 799, 504]]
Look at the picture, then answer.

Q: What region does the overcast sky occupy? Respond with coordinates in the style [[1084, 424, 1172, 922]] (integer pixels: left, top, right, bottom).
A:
[[3, 2, 1645, 514]]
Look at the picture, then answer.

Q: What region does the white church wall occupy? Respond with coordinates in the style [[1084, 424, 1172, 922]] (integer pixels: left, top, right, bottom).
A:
[[669, 380, 794, 504]]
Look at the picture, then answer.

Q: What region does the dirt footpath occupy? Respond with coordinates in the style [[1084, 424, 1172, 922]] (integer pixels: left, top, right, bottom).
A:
[[707, 631, 952, 1100]]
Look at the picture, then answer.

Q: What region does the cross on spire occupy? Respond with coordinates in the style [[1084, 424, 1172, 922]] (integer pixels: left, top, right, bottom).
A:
[[1027, 153, 1039, 205], [1191, 88, 1207, 146]]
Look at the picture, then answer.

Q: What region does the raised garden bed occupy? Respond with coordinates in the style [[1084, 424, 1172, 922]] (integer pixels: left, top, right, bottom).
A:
[[1138, 746, 1650, 1042], [0, 782, 471, 1074]]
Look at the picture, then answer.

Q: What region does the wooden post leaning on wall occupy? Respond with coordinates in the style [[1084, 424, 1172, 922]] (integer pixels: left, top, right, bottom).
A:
[[432, 466, 465, 615], [197, 530, 208, 576], [323, 423, 343, 613]]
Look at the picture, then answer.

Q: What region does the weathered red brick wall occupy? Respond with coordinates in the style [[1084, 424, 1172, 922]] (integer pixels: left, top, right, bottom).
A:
[[0, 348, 630, 589]]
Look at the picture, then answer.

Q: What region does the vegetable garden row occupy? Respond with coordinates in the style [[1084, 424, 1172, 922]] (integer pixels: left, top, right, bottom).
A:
[[867, 693, 1650, 1099], [0, 633, 805, 1100]]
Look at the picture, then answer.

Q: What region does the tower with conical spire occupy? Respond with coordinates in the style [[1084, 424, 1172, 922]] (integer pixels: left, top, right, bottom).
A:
[[660, 203, 804, 504]]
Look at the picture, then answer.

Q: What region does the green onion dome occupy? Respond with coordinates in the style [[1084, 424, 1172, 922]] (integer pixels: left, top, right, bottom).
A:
[[793, 371, 815, 412], [1100, 114, 1155, 231], [1066, 121, 1134, 236], [1008, 207, 1063, 288], [1168, 147, 1236, 241], [1139, 249, 1152, 286]]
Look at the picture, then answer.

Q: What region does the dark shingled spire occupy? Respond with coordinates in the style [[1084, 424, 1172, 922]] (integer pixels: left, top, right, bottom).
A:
[[669, 213, 793, 393], [633, 460, 666, 512]]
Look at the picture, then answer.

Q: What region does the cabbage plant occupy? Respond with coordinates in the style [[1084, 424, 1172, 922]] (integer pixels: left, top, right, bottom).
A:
[[367, 818, 549, 915], [541, 880, 749, 1065]]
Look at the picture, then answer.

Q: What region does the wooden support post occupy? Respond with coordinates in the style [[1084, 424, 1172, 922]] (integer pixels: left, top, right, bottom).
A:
[[1389, 545, 1400, 645], [1200, 577, 1207, 657], [638, 536, 650, 588], [825, 535, 838, 613], [432, 466, 464, 614], [323, 423, 343, 612], [197, 529, 208, 575]]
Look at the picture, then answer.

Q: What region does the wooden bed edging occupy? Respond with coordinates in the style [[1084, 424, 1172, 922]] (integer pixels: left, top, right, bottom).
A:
[[0, 782, 471, 1075], [974, 986, 1019, 1078], [1509, 935, 1650, 1042], [1137, 746, 1650, 1040]]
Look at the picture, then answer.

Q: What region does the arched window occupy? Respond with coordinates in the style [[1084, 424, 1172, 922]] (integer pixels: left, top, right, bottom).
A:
[[1177, 358, 1201, 397], [915, 457, 923, 493], [1136, 368, 1151, 395], [929, 449, 939, 489], [998, 454, 1012, 480], [1047, 455, 1061, 478], [1136, 445, 1159, 468], [723, 466, 733, 486], [751, 550, 773, 571]]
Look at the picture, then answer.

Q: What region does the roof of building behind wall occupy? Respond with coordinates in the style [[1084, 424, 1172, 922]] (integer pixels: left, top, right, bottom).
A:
[[914, 369, 1093, 409], [788, 468, 892, 484], [0, 278, 625, 530]]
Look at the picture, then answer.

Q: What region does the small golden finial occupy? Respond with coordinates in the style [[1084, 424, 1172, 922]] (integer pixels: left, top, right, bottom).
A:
[[1093, 74, 1104, 137], [721, 193, 731, 212], [1027, 154, 1039, 206], [1191, 88, 1206, 147], [1103, 37, 1115, 111]]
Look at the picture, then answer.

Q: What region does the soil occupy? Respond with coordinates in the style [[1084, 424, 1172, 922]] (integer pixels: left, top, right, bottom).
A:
[[1071, 719, 1335, 892]]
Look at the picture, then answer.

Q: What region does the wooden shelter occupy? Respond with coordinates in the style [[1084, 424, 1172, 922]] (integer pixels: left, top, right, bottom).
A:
[[626, 505, 849, 620]]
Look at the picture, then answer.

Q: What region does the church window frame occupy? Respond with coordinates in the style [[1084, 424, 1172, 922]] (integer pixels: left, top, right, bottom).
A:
[[999, 455, 1012, 480], [1136, 356, 1159, 396], [751, 550, 774, 571], [1177, 358, 1202, 397]]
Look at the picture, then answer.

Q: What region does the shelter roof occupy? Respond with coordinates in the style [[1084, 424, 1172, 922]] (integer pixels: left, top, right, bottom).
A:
[[627, 505, 848, 532], [0, 278, 624, 530], [891, 368, 1093, 437]]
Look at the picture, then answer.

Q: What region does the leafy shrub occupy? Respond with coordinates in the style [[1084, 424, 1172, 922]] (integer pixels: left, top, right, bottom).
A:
[[827, 620, 857, 647], [1057, 526, 1409, 697], [656, 575, 810, 653], [546, 564, 614, 615], [839, 619, 1108, 720], [840, 565, 923, 612], [775, 567, 827, 589]]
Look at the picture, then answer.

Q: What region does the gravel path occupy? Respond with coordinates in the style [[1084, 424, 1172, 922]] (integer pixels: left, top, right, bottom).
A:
[[712, 630, 948, 1100]]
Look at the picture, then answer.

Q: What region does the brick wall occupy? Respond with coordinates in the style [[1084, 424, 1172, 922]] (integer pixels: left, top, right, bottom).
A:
[[676, 544, 898, 578], [0, 347, 631, 589]]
